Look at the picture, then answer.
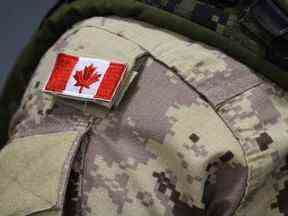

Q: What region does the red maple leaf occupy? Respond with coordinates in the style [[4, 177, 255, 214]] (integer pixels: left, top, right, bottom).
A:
[[73, 64, 101, 93]]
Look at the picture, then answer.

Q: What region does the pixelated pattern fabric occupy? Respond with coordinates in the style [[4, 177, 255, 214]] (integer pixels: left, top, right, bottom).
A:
[[1, 43, 93, 215], [74, 17, 262, 107], [142, 0, 231, 32], [139, 0, 264, 53], [0, 131, 85, 215], [2, 16, 288, 216], [56, 17, 288, 215], [219, 83, 288, 216], [81, 58, 247, 215]]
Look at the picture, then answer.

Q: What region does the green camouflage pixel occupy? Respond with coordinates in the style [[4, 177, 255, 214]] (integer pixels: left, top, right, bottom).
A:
[[1, 16, 288, 216], [274, 0, 288, 13], [138, 0, 266, 54]]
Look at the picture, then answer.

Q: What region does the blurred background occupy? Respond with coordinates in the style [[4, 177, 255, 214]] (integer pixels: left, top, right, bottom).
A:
[[0, 0, 57, 92]]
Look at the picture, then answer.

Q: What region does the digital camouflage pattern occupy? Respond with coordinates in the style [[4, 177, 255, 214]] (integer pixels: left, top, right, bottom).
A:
[[139, 0, 268, 54], [1, 15, 288, 216]]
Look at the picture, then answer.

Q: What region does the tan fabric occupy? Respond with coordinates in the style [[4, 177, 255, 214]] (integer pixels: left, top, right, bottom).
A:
[[219, 83, 288, 215], [75, 17, 262, 106], [0, 132, 79, 215], [81, 58, 246, 215], [2, 16, 288, 216], [29, 210, 61, 216]]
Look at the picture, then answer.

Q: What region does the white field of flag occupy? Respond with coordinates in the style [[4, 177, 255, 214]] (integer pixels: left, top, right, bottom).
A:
[[43, 53, 127, 103]]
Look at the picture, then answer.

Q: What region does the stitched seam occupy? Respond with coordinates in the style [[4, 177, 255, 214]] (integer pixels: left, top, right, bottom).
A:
[[79, 20, 252, 214], [214, 84, 269, 214], [80, 115, 109, 212], [56, 18, 261, 214], [56, 116, 95, 209], [215, 82, 263, 110]]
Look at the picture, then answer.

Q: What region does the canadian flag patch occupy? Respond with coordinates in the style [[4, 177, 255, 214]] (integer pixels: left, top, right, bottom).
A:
[[43, 53, 127, 102]]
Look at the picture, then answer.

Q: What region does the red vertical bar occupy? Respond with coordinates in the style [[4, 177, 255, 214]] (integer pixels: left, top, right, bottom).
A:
[[94, 62, 126, 101], [45, 53, 78, 92]]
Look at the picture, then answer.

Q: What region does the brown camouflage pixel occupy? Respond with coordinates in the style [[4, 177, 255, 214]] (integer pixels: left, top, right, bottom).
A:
[[1, 17, 288, 216], [80, 58, 246, 215], [219, 83, 288, 216]]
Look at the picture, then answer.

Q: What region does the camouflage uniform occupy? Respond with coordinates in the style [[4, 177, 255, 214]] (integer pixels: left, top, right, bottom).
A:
[[1, 1, 288, 216]]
